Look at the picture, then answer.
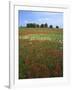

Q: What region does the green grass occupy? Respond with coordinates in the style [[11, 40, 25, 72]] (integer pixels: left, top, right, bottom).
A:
[[20, 33, 62, 41], [19, 28, 63, 79]]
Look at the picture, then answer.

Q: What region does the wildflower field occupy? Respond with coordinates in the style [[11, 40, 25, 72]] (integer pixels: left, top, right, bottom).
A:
[[19, 28, 63, 79]]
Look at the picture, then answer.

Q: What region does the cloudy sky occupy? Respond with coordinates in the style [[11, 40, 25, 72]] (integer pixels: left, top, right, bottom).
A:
[[18, 10, 63, 28]]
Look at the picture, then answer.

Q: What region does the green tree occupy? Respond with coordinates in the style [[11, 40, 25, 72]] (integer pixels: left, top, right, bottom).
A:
[[40, 24, 44, 28], [36, 24, 39, 28], [45, 23, 48, 28], [49, 25, 53, 28], [56, 26, 59, 29]]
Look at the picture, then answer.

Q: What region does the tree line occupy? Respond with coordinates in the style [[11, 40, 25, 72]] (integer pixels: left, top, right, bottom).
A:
[[26, 23, 59, 28]]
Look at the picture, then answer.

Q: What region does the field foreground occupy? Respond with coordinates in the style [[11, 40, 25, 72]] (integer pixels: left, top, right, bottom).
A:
[[19, 28, 63, 79]]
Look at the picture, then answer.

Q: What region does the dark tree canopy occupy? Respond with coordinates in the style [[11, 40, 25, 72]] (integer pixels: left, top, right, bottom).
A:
[[36, 24, 39, 28], [26, 23, 49, 28], [26, 23, 39, 28], [40, 23, 48, 28], [45, 23, 48, 28], [56, 26, 59, 28], [49, 25, 53, 28], [40, 24, 44, 28], [25, 23, 60, 29]]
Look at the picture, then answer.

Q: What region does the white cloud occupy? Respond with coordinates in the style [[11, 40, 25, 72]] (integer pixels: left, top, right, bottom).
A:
[[38, 18, 49, 22]]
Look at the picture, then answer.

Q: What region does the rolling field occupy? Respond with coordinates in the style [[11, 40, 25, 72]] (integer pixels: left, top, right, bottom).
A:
[[19, 28, 63, 79]]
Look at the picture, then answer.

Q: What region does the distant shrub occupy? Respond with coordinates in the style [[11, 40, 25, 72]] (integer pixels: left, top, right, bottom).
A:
[[45, 23, 48, 28], [40, 24, 44, 28], [36, 24, 39, 28], [49, 25, 53, 28], [40, 23, 48, 28], [26, 23, 36, 28], [56, 26, 59, 29], [26, 23, 49, 28]]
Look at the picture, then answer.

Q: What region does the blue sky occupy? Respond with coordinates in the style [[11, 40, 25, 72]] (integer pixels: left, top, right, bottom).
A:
[[18, 10, 63, 28]]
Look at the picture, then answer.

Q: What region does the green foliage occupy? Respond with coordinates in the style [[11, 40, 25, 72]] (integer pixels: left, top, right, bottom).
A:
[[26, 23, 48, 28], [19, 58, 29, 79]]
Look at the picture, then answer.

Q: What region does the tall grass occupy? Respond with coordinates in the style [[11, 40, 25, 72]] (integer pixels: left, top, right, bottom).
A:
[[19, 28, 63, 79]]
